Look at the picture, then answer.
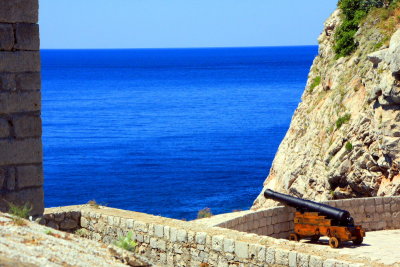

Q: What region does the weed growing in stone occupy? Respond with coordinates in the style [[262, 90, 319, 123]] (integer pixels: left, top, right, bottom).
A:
[[45, 229, 53, 235], [309, 76, 321, 92], [87, 199, 100, 208], [197, 208, 213, 219], [7, 202, 31, 226], [345, 141, 353, 151], [114, 231, 137, 252], [336, 114, 351, 129], [75, 228, 89, 237]]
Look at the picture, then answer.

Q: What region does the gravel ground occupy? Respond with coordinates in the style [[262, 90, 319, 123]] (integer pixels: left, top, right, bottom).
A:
[[0, 212, 146, 267]]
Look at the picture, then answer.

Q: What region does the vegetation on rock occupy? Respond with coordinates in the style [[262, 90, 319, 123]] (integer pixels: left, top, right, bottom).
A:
[[309, 76, 321, 92], [197, 207, 213, 219], [114, 231, 137, 252], [335, 0, 398, 58], [7, 202, 31, 226], [336, 114, 351, 129], [345, 141, 353, 151]]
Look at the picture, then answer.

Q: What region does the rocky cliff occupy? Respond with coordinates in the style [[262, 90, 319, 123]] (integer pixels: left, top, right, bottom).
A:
[[253, 3, 400, 209]]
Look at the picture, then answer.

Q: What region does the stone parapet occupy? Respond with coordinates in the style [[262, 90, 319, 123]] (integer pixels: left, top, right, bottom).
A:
[[197, 196, 400, 239], [44, 205, 381, 266]]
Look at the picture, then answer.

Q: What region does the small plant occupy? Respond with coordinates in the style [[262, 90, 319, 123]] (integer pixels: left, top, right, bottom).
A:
[[309, 76, 321, 92], [87, 199, 100, 208], [336, 114, 351, 129], [197, 208, 213, 219], [45, 229, 53, 235], [8, 202, 31, 219], [345, 141, 353, 151], [7, 202, 31, 226], [114, 231, 137, 252], [75, 228, 89, 237]]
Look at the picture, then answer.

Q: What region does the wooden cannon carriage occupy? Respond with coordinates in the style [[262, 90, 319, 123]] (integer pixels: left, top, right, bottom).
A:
[[264, 189, 365, 248]]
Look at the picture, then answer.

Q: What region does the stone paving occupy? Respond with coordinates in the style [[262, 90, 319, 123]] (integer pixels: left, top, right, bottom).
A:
[[301, 230, 400, 266]]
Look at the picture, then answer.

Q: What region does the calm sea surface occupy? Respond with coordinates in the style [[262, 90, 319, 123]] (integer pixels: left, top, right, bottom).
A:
[[41, 47, 317, 220]]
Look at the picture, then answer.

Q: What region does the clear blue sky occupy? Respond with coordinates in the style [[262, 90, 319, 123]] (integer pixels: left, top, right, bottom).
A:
[[39, 0, 338, 49]]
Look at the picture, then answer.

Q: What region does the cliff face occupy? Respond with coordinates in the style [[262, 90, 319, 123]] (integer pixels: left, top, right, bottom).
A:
[[253, 6, 400, 209]]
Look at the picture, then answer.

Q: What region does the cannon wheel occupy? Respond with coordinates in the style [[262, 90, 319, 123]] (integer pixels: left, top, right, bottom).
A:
[[352, 237, 363, 245], [310, 235, 320, 242], [329, 237, 341, 248], [289, 233, 300, 242]]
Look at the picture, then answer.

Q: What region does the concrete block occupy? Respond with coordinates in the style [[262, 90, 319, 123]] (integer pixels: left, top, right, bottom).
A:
[[0, 74, 16, 91], [255, 244, 265, 262], [384, 197, 392, 204], [234, 241, 248, 258], [177, 229, 187, 242], [375, 205, 384, 213], [14, 23, 39, 50], [0, 91, 41, 114], [211, 235, 224, 252], [0, 51, 40, 72], [323, 259, 339, 267], [309, 255, 323, 267], [0, 0, 38, 23], [163, 225, 170, 239], [0, 24, 14, 50], [297, 252, 310, 267], [0, 118, 9, 138], [374, 197, 383, 205], [151, 224, 162, 237], [384, 204, 391, 212], [13, 115, 41, 138], [289, 251, 297, 267], [266, 247, 275, 264], [248, 243, 257, 259], [0, 139, 42, 166], [365, 204, 375, 213], [275, 249, 289, 266], [16, 164, 43, 188], [133, 221, 148, 233], [170, 227, 177, 242], [223, 238, 234, 253], [15, 72, 41, 90], [364, 198, 375, 206], [126, 219, 134, 229]]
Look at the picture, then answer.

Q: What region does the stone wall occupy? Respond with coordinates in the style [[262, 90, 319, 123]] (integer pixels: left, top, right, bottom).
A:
[[45, 204, 398, 267], [0, 0, 43, 216], [207, 196, 400, 237]]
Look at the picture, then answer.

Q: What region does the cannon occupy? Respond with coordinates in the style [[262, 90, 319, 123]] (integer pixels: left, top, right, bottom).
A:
[[264, 189, 365, 248]]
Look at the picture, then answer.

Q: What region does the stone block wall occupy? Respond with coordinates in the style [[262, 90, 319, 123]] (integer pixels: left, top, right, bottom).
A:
[[44, 205, 373, 267], [211, 196, 400, 237], [0, 0, 43, 216]]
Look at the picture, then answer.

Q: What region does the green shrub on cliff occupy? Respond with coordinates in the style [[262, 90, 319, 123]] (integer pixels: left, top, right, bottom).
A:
[[334, 0, 395, 58], [309, 76, 321, 92], [336, 114, 351, 129], [345, 141, 353, 151]]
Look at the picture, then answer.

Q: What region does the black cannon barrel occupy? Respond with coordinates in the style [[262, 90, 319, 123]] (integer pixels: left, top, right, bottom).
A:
[[264, 189, 354, 226]]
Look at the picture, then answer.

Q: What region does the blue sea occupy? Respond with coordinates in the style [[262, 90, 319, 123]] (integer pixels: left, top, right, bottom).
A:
[[41, 47, 317, 220]]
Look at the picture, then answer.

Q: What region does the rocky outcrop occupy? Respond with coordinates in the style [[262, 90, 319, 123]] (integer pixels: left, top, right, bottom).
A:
[[253, 8, 400, 210]]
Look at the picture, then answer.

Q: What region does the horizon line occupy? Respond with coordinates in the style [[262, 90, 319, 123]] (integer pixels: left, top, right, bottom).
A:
[[40, 44, 318, 50]]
